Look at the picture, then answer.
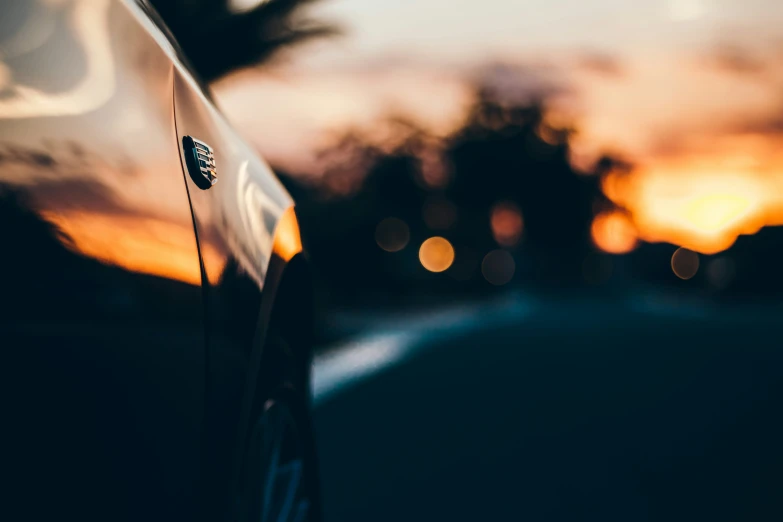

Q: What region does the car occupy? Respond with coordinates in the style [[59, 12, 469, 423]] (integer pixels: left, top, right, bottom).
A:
[[0, 1, 321, 521]]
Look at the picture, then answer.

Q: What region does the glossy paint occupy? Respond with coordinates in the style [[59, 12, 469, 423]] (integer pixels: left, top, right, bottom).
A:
[[171, 41, 302, 519], [0, 1, 303, 520]]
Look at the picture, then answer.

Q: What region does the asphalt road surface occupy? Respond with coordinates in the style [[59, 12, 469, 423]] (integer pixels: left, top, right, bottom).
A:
[[311, 293, 783, 522]]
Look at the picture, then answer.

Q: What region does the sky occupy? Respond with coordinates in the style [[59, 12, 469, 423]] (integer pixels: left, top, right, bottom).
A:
[[305, 0, 781, 60], [216, 0, 783, 254]]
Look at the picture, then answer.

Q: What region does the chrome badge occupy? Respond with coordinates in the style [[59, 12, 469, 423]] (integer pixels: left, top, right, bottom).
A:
[[183, 136, 218, 189]]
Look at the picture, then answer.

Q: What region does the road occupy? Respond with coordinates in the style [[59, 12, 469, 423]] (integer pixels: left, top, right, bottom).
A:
[[310, 293, 783, 521]]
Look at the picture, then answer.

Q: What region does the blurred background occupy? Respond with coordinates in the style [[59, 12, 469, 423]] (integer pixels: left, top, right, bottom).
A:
[[146, 0, 783, 332]]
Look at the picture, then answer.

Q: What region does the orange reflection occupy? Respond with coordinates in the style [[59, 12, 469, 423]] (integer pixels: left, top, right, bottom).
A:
[[44, 211, 204, 285], [591, 210, 637, 254], [419, 237, 455, 272], [273, 206, 304, 261]]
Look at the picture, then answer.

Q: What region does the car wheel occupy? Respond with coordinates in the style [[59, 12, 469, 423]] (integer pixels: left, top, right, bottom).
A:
[[240, 336, 321, 522]]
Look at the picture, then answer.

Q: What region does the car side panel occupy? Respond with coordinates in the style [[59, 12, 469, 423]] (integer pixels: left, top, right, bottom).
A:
[[0, 1, 206, 520], [171, 65, 299, 518]]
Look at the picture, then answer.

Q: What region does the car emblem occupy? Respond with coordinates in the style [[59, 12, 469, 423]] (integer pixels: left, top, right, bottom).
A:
[[183, 135, 218, 189]]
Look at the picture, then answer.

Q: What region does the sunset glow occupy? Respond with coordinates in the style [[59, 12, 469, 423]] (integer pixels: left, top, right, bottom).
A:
[[215, 0, 783, 257], [604, 148, 783, 254]]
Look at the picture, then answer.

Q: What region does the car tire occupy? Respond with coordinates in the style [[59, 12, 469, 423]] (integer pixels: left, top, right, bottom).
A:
[[239, 334, 322, 522]]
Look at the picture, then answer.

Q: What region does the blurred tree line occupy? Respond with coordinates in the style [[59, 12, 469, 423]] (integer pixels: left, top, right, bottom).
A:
[[148, 0, 783, 306], [280, 87, 621, 304]]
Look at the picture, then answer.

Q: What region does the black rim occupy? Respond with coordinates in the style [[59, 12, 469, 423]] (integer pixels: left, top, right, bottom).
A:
[[245, 399, 310, 522]]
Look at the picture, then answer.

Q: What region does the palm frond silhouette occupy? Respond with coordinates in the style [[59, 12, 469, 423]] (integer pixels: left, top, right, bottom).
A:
[[149, 0, 340, 82]]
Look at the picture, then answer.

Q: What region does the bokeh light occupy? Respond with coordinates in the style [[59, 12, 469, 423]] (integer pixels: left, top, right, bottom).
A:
[[376, 217, 410, 252], [419, 237, 455, 272], [706, 256, 736, 290], [490, 201, 524, 247], [481, 250, 515, 285], [422, 196, 458, 230], [671, 247, 700, 280], [591, 211, 638, 254]]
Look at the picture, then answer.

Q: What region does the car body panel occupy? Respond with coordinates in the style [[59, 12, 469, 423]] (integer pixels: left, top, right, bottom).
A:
[[0, 1, 301, 520], [0, 3, 208, 519], [171, 56, 302, 518]]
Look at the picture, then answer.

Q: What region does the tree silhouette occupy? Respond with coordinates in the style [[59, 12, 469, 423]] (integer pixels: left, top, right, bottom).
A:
[[148, 0, 340, 81], [445, 88, 602, 286], [279, 85, 621, 303]]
